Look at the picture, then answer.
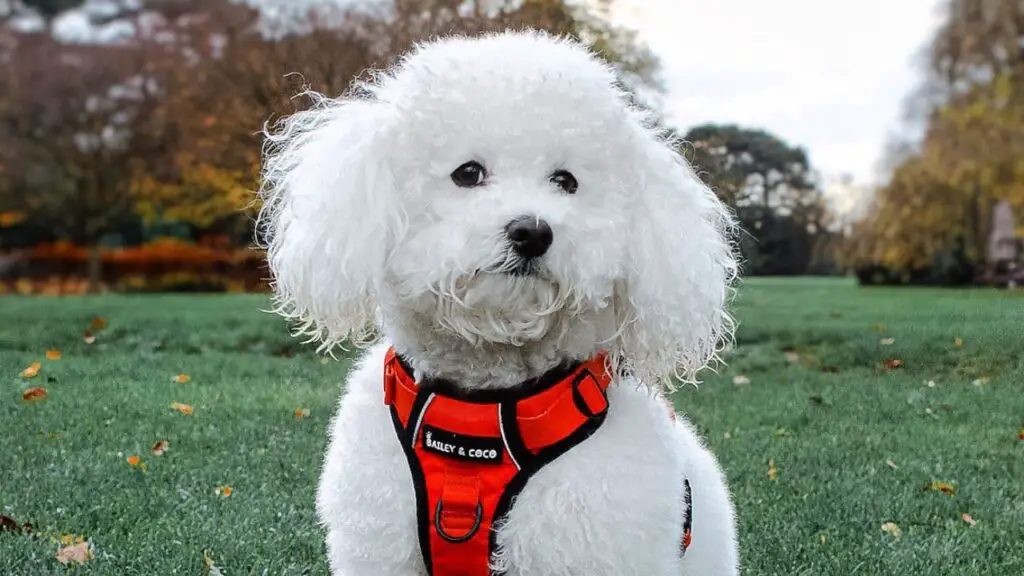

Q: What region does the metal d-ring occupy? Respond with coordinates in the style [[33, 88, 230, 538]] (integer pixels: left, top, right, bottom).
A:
[[434, 500, 484, 543]]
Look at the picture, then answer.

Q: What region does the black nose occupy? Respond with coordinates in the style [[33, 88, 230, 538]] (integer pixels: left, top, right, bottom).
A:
[[505, 216, 553, 259]]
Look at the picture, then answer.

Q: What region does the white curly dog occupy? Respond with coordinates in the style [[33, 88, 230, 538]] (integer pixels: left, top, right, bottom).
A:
[[259, 30, 739, 576]]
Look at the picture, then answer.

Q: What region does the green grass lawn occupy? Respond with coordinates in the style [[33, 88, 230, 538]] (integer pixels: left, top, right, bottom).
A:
[[1, 278, 1022, 575]]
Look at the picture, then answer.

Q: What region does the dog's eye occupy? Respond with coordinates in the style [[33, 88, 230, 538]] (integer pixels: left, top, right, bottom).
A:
[[451, 161, 487, 188], [549, 170, 578, 194]]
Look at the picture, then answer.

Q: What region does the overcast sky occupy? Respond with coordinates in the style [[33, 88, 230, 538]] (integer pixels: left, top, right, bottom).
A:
[[612, 0, 944, 187]]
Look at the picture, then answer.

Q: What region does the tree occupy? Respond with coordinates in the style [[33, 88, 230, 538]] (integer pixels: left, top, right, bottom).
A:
[[682, 124, 831, 275], [0, 19, 167, 290], [852, 0, 1024, 283], [131, 0, 661, 241]]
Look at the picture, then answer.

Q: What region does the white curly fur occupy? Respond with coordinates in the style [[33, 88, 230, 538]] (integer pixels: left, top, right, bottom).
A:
[[259, 30, 739, 576]]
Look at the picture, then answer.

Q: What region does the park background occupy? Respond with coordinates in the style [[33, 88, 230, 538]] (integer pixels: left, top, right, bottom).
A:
[[1, 0, 1022, 574]]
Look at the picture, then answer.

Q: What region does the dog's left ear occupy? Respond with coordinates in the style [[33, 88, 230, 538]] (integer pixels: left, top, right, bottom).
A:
[[611, 117, 739, 387], [258, 90, 399, 350]]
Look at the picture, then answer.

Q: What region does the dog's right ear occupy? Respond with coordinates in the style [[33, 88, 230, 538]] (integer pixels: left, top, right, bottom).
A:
[[258, 90, 398, 351]]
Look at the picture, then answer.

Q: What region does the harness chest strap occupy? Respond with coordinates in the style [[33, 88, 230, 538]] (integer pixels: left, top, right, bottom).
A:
[[383, 348, 611, 576]]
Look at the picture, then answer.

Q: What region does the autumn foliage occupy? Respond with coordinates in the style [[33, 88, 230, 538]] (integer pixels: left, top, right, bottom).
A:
[[0, 0, 659, 292], [848, 0, 1024, 285]]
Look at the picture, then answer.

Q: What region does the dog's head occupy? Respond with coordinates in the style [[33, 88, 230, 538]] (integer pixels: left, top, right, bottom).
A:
[[259, 31, 737, 386]]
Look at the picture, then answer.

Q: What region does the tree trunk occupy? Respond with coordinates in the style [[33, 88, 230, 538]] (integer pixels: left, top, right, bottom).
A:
[[86, 244, 102, 294]]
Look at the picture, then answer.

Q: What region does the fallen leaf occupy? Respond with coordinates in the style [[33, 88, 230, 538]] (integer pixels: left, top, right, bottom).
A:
[[214, 485, 233, 497], [922, 481, 957, 496], [173, 374, 191, 384], [203, 550, 226, 576], [886, 459, 900, 470], [126, 455, 140, 466], [962, 513, 977, 526], [170, 402, 194, 415], [819, 365, 840, 373], [45, 349, 61, 360], [732, 375, 751, 386], [1017, 427, 1023, 441], [883, 359, 904, 370], [55, 540, 92, 566], [767, 458, 778, 481], [782, 350, 801, 363], [82, 331, 96, 345], [773, 427, 792, 437], [151, 440, 169, 456], [723, 431, 732, 440], [90, 317, 107, 331], [320, 357, 330, 365], [22, 387, 47, 402], [0, 516, 20, 533], [972, 377, 990, 387], [954, 337, 963, 348], [881, 522, 901, 539], [294, 408, 310, 420], [873, 323, 887, 333], [819, 533, 827, 546], [879, 337, 895, 346], [19, 362, 41, 378]]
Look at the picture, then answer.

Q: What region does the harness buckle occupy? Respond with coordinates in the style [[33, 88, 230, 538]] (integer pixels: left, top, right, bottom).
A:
[[571, 370, 608, 419]]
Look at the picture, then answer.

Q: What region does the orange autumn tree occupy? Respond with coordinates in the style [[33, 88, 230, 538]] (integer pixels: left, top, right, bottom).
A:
[[130, 0, 659, 241], [849, 0, 1024, 281]]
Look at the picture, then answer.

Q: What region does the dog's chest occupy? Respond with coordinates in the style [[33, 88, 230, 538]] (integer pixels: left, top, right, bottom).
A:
[[319, 368, 688, 576]]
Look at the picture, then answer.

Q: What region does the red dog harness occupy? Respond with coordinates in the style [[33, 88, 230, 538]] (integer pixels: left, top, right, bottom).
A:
[[384, 348, 612, 576]]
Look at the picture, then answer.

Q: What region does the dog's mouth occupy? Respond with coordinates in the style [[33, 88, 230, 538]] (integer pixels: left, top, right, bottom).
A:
[[504, 259, 539, 277], [473, 254, 547, 280]]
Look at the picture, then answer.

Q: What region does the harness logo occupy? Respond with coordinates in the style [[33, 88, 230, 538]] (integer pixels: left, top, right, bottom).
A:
[[421, 425, 504, 464]]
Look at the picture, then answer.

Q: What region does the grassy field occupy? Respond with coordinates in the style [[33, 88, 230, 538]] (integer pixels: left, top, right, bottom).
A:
[[1, 277, 1022, 575]]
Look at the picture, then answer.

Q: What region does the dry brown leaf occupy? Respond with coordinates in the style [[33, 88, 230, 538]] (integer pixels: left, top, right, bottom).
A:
[[214, 485, 233, 497], [82, 331, 96, 345], [962, 513, 977, 526], [883, 359, 904, 370], [46, 349, 61, 360], [20, 362, 41, 378], [22, 387, 47, 402], [767, 458, 778, 481], [0, 516, 21, 533], [881, 522, 901, 539], [873, 323, 887, 333], [151, 440, 170, 456], [173, 374, 191, 384], [954, 337, 964, 348], [294, 408, 311, 420], [1018, 427, 1024, 441], [90, 317, 107, 331], [55, 540, 92, 566], [922, 481, 957, 496], [170, 403, 194, 415], [126, 455, 140, 466]]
